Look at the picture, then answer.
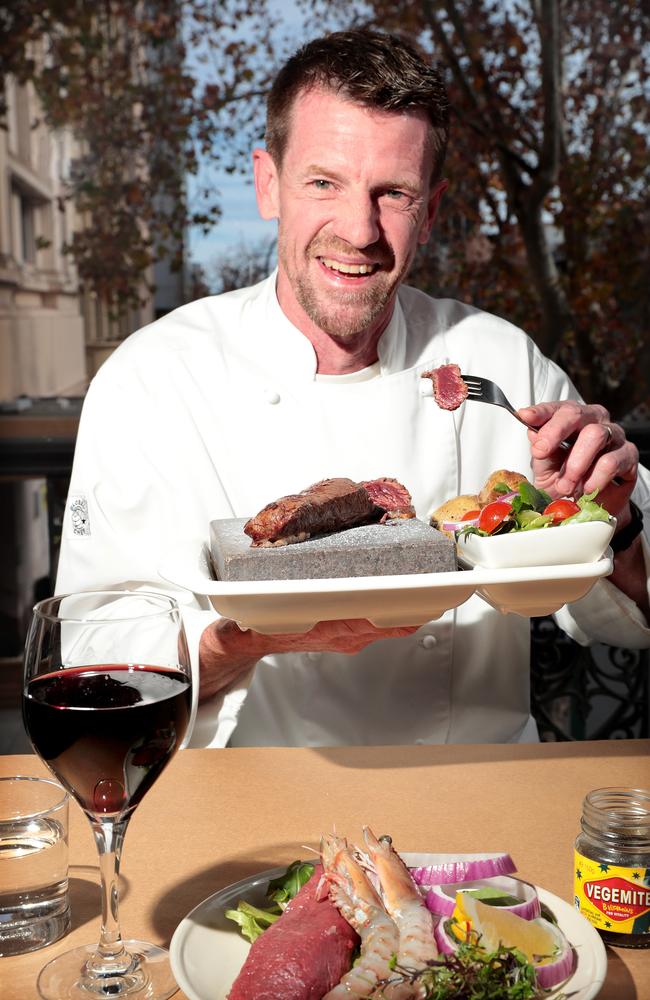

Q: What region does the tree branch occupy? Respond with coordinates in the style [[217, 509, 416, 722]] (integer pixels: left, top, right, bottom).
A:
[[423, 0, 535, 180], [528, 0, 562, 208]]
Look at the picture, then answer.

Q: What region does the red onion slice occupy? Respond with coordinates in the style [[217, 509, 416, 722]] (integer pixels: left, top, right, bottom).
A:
[[534, 921, 576, 989], [434, 914, 575, 990], [442, 517, 479, 533], [434, 917, 459, 955], [404, 852, 516, 885], [425, 876, 540, 920]]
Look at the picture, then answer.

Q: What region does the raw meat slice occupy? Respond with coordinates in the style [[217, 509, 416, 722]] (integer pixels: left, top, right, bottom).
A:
[[227, 865, 359, 1000]]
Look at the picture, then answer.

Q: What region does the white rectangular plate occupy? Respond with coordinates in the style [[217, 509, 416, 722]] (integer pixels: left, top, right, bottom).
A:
[[158, 540, 612, 633]]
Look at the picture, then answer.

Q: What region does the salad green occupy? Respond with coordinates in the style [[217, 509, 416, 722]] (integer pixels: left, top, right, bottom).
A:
[[458, 483, 611, 539], [400, 938, 558, 1000], [224, 860, 314, 943]]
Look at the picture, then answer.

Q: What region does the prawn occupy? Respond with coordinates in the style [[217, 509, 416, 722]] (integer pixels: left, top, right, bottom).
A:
[[361, 827, 437, 979], [320, 833, 415, 1000]]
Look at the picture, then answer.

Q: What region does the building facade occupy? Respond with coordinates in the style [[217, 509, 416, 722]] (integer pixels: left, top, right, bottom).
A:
[[0, 75, 89, 400]]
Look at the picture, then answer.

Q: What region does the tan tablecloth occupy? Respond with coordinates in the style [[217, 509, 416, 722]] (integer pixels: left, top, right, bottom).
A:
[[2, 741, 649, 999]]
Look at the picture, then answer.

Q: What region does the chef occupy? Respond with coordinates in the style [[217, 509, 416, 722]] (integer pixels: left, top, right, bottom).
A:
[[56, 29, 650, 748]]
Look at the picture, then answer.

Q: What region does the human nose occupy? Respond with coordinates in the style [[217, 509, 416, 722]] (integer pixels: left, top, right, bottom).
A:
[[332, 191, 380, 249]]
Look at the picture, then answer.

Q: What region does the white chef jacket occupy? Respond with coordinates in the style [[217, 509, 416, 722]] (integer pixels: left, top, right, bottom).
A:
[[56, 273, 650, 748]]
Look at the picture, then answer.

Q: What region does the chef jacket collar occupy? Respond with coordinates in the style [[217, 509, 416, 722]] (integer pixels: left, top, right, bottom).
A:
[[258, 270, 408, 381]]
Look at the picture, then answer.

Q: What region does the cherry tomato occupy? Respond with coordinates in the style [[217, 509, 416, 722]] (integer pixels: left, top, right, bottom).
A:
[[478, 501, 512, 534], [543, 498, 581, 524], [461, 509, 481, 521]]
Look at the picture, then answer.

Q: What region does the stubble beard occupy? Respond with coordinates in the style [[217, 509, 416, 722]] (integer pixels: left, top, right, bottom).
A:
[[279, 236, 407, 342]]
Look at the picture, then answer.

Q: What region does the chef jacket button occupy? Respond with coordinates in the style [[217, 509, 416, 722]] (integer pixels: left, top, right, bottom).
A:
[[264, 389, 281, 404], [420, 634, 437, 649]]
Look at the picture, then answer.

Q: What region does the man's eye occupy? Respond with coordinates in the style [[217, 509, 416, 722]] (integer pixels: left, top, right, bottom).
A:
[[384, 189, 407, 201], [311, 179, 333, 190]]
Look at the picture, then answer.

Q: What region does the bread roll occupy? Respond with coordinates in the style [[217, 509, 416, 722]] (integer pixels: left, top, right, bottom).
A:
[[430, 494, 480, 537], [478, 470, 529, 506]]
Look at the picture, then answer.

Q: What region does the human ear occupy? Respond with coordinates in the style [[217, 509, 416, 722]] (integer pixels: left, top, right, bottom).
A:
[[253, 148, 280, 220], [417, 178, 448, 245]]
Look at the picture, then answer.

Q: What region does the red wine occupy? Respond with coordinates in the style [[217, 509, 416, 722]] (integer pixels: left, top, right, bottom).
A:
[[23, 665, 191, 819]]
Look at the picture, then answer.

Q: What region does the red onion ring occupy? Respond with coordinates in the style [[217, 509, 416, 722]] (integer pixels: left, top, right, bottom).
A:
[[434, 916, 459, 955], [434, 914, 575, 989], [424, 876, 540, 920], [534, 921, 576, 989], [406, 852, 516, 886]]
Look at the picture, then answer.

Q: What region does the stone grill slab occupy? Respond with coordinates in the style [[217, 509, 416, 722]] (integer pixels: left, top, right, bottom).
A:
[[210, 517, 456, 581]]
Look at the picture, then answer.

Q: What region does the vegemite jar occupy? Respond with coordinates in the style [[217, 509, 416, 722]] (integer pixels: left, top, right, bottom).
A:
[[574, 787, 650, 948]]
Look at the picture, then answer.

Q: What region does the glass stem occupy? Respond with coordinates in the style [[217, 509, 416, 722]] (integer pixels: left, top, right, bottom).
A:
[[85, 816, 136, 977]]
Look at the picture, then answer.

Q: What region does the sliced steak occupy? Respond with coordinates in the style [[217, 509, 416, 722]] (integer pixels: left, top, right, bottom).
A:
[[244, 478, 377, 547], [421, 363, 468, 411], [362, 477, 416, 521], [227, 865, 359, 1000]]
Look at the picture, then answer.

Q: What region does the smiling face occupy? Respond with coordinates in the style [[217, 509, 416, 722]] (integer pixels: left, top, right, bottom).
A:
[[254, 87, 446, 370]]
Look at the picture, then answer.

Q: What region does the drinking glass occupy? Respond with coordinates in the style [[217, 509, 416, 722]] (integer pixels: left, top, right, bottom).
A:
[[22, 591, 192, 1000]]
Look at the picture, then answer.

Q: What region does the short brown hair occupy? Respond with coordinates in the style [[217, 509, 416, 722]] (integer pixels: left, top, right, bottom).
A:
[[265, 29, 450, 183]]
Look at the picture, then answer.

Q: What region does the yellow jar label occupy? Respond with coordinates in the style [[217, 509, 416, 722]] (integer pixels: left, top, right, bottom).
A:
[[574, 850, 650, 936]]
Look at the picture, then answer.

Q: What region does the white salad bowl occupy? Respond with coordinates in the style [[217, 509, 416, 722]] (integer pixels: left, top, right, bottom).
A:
[[457, 518, 616, 569]]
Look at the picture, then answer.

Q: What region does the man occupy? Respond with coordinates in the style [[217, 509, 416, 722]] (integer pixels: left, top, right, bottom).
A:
[[57, 29, 649, 748]]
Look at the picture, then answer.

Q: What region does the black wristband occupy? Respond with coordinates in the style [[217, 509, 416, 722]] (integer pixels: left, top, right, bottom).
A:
[[610, 500, 644, 554]]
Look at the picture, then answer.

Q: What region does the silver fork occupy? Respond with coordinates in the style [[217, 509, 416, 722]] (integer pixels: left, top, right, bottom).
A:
[[461, 374, 624, 483], [461, 374, 570, 450]]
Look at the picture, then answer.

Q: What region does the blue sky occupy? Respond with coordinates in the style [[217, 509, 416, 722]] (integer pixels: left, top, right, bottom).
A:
[[188, 168, 275, 271], [186, 0, 303, 273]]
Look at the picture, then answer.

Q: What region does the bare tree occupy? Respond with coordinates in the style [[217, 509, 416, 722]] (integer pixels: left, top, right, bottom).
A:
[[301, 0, 649, 414], [210, 236, 277, 294]]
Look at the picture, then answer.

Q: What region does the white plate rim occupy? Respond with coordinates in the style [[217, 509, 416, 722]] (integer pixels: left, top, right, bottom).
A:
[[169, 860, 608, 1000], [159, 540, 612, 596], [158, 539, 612, 630]]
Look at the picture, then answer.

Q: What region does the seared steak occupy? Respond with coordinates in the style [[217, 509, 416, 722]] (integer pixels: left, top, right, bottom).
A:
[[227, 865, 358, 1000], [244, 478, 378, 547]]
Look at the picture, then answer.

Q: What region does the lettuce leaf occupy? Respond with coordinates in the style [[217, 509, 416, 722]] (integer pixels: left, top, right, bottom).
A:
[[223, 901, 280, 943], [267, 860, 315, 906], [510, 481, 552, 515], [514, 509, 553, 531], [224, 860, 315, 943], [561, 489, 611, 525]]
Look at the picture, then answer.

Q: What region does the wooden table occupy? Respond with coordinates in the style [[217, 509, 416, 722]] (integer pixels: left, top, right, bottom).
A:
[[2, 741, 648, 998]]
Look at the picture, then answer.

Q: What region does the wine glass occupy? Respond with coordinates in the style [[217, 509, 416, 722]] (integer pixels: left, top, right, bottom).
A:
[[22, 591, 192, 1000]]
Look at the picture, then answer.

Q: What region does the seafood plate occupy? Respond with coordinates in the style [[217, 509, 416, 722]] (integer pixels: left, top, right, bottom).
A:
[[170, 832, 607, 1000]]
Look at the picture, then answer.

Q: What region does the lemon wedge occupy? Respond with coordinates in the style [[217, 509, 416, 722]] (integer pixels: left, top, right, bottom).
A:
[[451, 892, 560, 965]]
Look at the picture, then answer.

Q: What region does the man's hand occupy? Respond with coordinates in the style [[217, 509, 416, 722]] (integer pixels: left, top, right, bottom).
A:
[[517, 401, 647, 619], [517, 401, 638, 516], [198, 617, 421, 704]]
